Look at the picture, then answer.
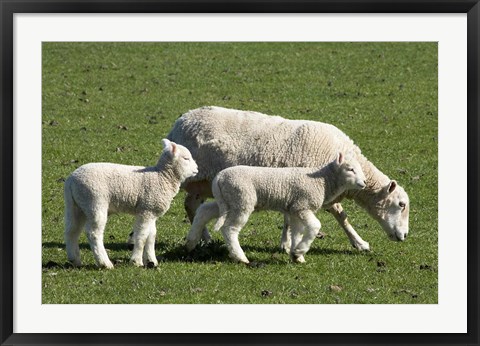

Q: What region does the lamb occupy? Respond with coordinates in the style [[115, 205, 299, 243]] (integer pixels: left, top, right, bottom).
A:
[[64, 139, 198, 269], [166, 106, 409, 251], [185, 153, 367, 263]]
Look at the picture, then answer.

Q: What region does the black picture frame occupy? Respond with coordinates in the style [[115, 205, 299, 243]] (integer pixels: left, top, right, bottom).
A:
[[1, 1, 478, 345]]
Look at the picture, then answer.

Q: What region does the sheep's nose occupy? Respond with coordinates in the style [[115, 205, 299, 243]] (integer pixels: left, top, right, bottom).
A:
[[404, 233, 408, 239]]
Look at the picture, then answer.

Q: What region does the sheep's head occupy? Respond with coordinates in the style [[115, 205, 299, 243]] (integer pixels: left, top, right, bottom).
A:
[[335, 152, 367, 191], [373, 181, 410, 242], [162, 138, 198, 181]]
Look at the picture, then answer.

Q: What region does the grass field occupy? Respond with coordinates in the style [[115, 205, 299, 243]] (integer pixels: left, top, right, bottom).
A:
[[42, 42, 438, 304]]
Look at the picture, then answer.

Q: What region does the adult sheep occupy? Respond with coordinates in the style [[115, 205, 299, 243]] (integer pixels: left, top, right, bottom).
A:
[[156, 106, 408, 251]]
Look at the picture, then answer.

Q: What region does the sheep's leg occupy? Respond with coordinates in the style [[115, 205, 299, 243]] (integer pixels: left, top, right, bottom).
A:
[[130, 214, 156, 267], [328, 203, 370, 251], [142, 221, 158, 267], [185, 201, 219, 252], [185, 181, 213, 242], [280, 213, 292, 253], [221, 211, 251, 264], [290, 210, 321, 263], [85, 211, 113, 269], [64, 207, 86, 267]]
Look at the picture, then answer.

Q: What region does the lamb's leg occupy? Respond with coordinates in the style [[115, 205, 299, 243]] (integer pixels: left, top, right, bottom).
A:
[[185, 181, 213, 242], [185, 201, 219, 252], [64, 207, 86, 267], [280, 213, 325, 254], [130, 214, 156, 267], [289, 214, 306, 263], [221, 211, 251, 264], [280, 213, 292, 253], [328, 203, 370, 251], [143, 221, 158, 267], [85, 210, 113, 269], [290, 210, 321, 263]]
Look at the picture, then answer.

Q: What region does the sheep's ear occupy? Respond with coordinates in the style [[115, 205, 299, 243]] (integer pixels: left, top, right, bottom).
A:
[[387, 180, 397, 194], [337, 152, 344, 165]]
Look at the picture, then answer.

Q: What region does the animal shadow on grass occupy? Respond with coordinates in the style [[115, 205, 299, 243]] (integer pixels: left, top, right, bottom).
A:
[[42, 241, 133, 270], [159, 240, 231, 263]]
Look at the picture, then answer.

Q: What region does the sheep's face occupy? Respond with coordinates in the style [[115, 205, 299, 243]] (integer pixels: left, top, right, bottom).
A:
[[162, 139, 199, 181], [336, 153, 367, 191], [374, 181, 410, 242]]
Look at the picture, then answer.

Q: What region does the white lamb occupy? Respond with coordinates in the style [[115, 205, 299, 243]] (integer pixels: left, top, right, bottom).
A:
[[185, 153, 367, 264], [166, 106, 409, 252], [64, 139, 198, 269]]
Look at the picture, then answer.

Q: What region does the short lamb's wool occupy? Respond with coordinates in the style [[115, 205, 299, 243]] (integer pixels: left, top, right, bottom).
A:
[[186, 153, 367, 264], [64, 139, 198, 269]]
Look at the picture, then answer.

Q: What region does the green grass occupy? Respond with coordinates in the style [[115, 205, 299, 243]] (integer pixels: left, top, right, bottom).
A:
[[42, 42, 438, 304]]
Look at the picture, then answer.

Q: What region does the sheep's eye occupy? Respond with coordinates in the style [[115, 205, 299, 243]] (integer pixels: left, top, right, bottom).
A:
[[183, 157, 190, 161], [399, 202, 406, 209], [349, 168, 355, 173]]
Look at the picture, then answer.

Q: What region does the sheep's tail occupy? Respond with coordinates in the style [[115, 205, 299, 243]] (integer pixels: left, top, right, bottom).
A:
[[212, 176, 227, 231]]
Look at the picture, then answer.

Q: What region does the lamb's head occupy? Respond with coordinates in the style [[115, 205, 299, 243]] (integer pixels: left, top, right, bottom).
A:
[[161, 138, 198, 181], [371, 181, 410, 242], [334, 152, 367, 191]]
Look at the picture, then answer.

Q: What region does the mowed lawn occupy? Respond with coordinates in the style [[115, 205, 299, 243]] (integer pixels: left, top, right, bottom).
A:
[[42, 42, 437, 304]]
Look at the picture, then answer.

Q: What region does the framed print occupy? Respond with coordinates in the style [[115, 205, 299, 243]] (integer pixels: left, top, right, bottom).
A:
[[1, 1, 479, 345]]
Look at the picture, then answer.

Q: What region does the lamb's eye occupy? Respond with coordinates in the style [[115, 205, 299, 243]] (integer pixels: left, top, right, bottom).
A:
[[399, 201, 406, 209], [183, 157, 190, 161], [349, 168, 355, 173]]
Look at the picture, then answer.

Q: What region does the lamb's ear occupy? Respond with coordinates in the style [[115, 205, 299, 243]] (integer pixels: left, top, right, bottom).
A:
[[387, 180, 397, 194], [162, 138, 177, 157], [337, 152, 344, 165]]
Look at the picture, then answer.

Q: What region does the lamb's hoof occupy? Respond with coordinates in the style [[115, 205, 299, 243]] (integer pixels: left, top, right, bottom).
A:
[[233, 257, 250, 264], [68, 259, 82, 267], [184, 240, 197, 252], [145, 261, 157, 269], [127, 231, 135, 250], [316, 231, 327, 239], [291, 254, 306, 263], [99, 262, 114, 270], [353, 241, 370, 251], [130, 259, 144, 267], [280, 243, 291, 254], [247, 261, 266, 268]]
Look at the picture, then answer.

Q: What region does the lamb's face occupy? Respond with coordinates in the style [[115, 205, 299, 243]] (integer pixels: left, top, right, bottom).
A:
[[374, 182, 410, 242], [175, 145, 199, 181], [162, 139, 198, 181], [336, 153, 367, 191]]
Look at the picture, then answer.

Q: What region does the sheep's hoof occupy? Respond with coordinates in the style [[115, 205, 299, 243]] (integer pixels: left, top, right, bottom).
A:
[[353, 241, 370, 251], [316, 231, 327, 239]]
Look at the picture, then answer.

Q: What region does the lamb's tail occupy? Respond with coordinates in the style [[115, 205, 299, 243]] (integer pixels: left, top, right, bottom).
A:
[[63, 177, 82, 233], [212, 176, 227, 231], [64, 177, 75, 229]]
